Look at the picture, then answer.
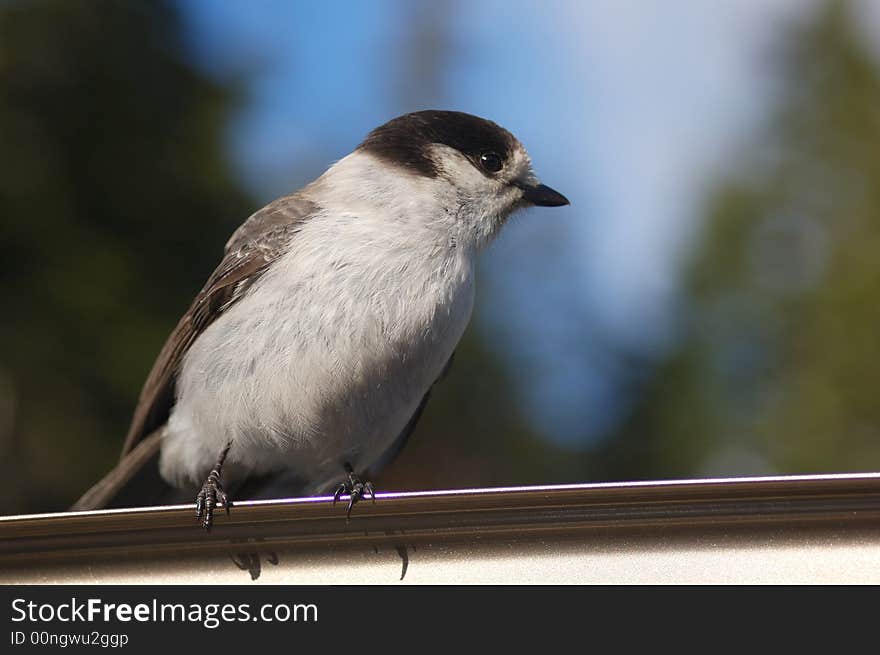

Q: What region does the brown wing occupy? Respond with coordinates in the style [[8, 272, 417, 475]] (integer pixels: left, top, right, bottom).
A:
[[119, 193, 317, 459], [366, 352, 455, 477]]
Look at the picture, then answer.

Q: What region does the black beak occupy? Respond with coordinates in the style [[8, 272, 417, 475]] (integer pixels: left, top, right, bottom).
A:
[[515, 181, 570, 207]]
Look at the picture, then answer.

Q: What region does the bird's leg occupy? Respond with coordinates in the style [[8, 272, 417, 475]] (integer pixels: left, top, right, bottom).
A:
[[332, 462, 376, 520], [195, 441, 233, 532]]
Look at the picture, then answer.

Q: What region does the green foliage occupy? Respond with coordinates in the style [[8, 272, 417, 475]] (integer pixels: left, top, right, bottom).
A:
[[596, 0, 880, 478], [0, 0, 252, 512]]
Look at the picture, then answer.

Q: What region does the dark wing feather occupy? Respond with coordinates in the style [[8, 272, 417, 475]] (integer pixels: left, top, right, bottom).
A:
[[366, 352, 455, 477], [119, 193, 317, 459]]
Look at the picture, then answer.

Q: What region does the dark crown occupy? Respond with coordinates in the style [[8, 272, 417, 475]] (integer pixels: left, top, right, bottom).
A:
[[358, 110, 518, 178]]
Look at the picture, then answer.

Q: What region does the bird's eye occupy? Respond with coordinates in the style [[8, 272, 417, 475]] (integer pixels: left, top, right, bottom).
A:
[[479, 152, 504, 173]]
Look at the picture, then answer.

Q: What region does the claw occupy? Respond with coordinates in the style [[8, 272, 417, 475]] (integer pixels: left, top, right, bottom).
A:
[[219, 490, 232, 516], [196, 490, 206, 520], [194, 442, 234, 532], [333, 465, 376, 521], [333, 483, 346, 507], [195, 477, 229, 531]]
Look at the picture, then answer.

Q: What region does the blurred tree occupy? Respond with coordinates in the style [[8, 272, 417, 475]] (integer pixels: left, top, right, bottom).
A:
[[588, 0, 880, 479], [0, 0, 252, 513]]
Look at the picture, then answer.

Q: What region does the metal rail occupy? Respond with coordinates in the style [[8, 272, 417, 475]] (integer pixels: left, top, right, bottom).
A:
[[2, 473, 880, 583]]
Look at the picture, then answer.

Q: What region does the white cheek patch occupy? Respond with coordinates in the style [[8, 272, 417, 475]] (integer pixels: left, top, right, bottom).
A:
[[426, 144, 492, 194], [424, 144, 531, 248], [429, 143, 534, 193], [508, 147, 535, 185]]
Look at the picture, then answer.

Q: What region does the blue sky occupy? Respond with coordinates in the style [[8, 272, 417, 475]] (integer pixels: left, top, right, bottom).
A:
[[177, 0, 862, 446]]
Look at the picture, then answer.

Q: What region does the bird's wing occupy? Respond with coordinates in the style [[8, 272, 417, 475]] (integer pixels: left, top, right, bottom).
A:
[[119, 193, 317, 459], [366, 352, 456, 478]]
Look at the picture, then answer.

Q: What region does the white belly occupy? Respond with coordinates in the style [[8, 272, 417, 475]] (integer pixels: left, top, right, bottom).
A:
[[159, 225, 476, 492]]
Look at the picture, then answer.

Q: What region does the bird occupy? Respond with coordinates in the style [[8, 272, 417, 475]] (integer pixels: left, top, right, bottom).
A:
[[72, 110, 569, 529]]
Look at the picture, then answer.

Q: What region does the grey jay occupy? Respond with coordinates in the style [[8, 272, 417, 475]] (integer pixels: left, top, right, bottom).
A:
[[72, 110, 569, 529]]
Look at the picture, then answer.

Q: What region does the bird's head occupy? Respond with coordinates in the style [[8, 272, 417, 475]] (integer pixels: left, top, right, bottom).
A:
[[354, 110, 569, 248]]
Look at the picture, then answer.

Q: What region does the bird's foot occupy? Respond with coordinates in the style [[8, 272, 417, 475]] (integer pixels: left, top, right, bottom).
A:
[[332, 464, 376, 520], [196, 473, 231, 532], [195, 443, 233, 531]]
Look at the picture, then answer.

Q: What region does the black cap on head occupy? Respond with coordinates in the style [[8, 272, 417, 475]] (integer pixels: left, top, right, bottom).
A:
[[358, 110, 518, 178]]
